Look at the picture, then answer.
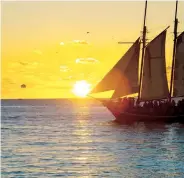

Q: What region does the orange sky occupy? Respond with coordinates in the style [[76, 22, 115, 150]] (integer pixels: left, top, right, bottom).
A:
[[1, 1, 184, 99]]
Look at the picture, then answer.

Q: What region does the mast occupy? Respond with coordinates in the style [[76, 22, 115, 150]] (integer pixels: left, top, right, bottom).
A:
[[169, 0, 178, 101], [137, 0, 147, 103]]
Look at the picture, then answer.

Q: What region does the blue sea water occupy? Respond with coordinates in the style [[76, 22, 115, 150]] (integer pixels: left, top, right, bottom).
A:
[[1, 99, 184, 178]]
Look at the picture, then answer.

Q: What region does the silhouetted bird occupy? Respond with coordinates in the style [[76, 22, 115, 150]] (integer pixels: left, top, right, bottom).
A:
[[21, 84, 26, 88]]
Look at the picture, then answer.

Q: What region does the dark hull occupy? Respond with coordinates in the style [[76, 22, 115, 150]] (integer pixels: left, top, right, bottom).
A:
[[104, 105, 184, 124], [114, 111, 184, 124]]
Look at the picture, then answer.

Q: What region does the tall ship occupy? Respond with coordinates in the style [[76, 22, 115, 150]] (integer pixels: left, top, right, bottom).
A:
[[89, 0, 184, 124]]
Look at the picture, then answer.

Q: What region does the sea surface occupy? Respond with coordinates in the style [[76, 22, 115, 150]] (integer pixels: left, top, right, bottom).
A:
[[1, 99, 184, 178]]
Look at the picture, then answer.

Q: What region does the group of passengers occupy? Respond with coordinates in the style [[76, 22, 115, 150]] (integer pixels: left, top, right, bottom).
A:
[[106, 97, 184, 116]]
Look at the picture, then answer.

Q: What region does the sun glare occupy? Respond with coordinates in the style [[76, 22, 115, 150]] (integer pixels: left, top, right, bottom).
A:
[[72, 80, 91, 97]]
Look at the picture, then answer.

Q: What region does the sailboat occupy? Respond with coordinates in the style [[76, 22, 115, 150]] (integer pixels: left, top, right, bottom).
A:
[[89, 0, 184, 124]]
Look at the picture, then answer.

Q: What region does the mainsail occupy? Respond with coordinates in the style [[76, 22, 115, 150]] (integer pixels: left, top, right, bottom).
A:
[[111, 40, 140, 99], [140, 28, 169, 100], [90, 38, 140, 95], [173, 31, 184, 97]]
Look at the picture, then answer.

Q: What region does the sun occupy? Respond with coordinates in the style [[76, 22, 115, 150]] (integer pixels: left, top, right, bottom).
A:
[[72, 80, 91, 97]]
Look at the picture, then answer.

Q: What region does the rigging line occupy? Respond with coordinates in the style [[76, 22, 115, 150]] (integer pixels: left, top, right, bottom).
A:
[[118, 41, 149, 44]]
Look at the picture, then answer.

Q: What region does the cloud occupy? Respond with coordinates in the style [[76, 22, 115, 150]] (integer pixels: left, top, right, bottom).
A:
[[33, 49, 42, 55], [62, 76, 75, 81], [72, 40, 89, 45], [59, 40, 89, 46], [2, 78, 15, 85], [8, 61, 38, 69], [60, 42, 65, 46], [19, 62, 28, 66], [24, 62, 39, 69], [75, 58, 99, 64], [60, 65, 70, 72]]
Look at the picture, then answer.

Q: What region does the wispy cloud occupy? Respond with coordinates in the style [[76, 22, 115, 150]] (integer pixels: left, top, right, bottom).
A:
[[72, 40, 89, 45], [33, 49, 42, 55], [60, 42, 65, 46], [2, 78, 15, 85], [75, 58, 99, 64], [59, 40, 89, 46], [62, 76, 75, 81], [19, 62, 28, 66], [60, 65, 70, 72], [24, 62, 39, 69], [8, 61, 39, 69]]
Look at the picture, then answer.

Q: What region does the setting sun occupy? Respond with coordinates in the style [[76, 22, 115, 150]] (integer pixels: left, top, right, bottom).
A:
[[72, 80, 91, 97]]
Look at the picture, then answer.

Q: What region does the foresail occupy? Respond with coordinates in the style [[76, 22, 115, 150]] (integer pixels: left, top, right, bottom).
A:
[[111, 40, 140, 99], [173, 31, 184, 97], [90, 38, 140, 94], [140, 29, 169, 100]]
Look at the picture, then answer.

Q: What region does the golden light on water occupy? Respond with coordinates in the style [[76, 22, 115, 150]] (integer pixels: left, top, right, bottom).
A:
[[72, 80, 91, 97]]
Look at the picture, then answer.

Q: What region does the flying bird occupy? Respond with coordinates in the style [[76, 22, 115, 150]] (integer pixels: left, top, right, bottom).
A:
[[21, 84, 26, 88]]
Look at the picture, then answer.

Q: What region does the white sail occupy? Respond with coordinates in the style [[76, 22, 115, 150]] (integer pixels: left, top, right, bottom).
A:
[[90, 38, 140, 94], [111, 41, 140, 99], [173, 31, 184, 97], [140, 29, 169, 100]]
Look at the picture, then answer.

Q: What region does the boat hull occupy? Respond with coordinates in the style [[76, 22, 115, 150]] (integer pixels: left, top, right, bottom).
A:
[[104, 104, 184, 124], [114, 111, 184, 124]]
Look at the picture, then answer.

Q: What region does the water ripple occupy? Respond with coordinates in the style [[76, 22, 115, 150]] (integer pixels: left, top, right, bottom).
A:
[[1, 99, 184, 177]]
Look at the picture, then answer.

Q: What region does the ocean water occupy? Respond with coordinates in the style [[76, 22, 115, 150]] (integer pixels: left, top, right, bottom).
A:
[[1, 99, 184, 178]]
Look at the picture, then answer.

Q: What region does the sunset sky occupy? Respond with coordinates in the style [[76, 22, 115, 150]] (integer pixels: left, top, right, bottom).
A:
[[1, 1, 184, 99]]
